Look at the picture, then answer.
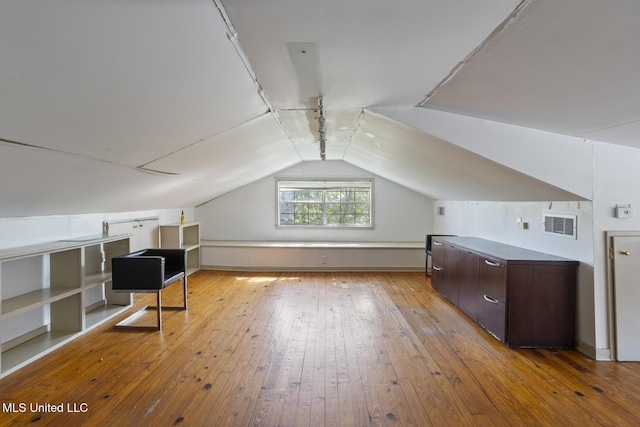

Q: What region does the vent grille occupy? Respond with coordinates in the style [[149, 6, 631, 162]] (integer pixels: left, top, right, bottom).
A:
[[543, 214, 577, 239]]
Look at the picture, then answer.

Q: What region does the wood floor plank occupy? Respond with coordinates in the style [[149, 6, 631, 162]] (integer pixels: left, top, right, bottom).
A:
[[3, 271, 640, 426]]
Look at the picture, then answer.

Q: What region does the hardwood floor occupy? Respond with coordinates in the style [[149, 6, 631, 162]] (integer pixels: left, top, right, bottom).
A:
[[1, 271, 640, 426]]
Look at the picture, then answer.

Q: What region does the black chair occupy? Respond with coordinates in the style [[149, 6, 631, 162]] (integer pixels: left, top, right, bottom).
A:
[[111, 249, 188, 331]]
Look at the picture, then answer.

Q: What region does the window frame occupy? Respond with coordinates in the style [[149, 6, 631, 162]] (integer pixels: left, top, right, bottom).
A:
[[276, 178, 374, 229]]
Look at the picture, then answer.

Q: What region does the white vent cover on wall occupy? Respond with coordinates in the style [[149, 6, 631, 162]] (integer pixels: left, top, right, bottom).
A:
[[543, 213, 577, 239]]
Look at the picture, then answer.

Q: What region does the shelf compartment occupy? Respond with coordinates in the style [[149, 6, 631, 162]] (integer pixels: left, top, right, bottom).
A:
[[50, 248, 82, 289], [160, 223, 200, 249], [160, 223, 200, 276], [1, 330, 79, 375], [182, 224, 200, 247], [1, 288, 82, 319], [85, 303, 131, 330], [84, 272, 113, 289], [186, 247, 200, 276], [84, 243, 105, 279], [0, 234, 131, 379]]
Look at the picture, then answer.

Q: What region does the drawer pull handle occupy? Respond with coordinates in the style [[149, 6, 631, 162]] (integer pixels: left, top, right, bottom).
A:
[[433, 241, 443, 246], [432, 265, 443, 271], [484, 259, 501, 267], [483, 294, 499, 304]]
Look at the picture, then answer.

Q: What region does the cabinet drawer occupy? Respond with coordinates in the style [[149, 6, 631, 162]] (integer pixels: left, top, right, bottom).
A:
[[478, 257, 507, 302], [430, 240, 445, 292], [477, 293, 506, 342], [431, 240, 445, 264]]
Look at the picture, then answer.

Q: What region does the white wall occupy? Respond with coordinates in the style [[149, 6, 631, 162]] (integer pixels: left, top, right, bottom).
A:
[[591, 142, 640, 358], [196, 160, 433, 242], [0, 208, 195, 251]]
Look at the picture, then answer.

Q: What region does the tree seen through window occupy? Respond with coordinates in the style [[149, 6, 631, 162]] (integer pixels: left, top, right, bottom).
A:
[[278, 180, 372, 227]]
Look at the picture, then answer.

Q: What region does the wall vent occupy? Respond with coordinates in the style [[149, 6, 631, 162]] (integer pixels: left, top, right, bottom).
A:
[[543, 213, 577, 239]]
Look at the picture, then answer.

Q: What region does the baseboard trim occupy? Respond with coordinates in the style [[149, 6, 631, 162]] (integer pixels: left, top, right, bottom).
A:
[[201, 265, 424, 272], [575, 338, 612, 361]]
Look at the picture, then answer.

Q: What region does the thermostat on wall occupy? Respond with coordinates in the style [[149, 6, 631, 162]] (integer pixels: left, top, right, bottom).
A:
[[616, 205, 634, 219]]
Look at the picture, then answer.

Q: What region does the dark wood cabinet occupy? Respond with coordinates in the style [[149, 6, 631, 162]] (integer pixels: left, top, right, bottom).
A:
[[458, 250, 479, 320], [478, 256, 507, 302], [441, 243, 460, 305], [430, 239, 445, 295], [430, 237, 578, 348], [477, 293, 506, 342], [431, 241, 461, 305]]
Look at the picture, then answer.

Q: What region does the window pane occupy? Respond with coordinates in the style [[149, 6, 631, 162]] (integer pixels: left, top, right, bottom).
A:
[[280, 202, 294, 214], [280, 191, 294, 202], [280, 213, 294, 225], [355, 215, 368, 225], [355, 191, 368, 202], [278, 180, 372, 227], [326, 191, 340, 202], [327, 215, 341, 225], [326, 204, 341, 218]]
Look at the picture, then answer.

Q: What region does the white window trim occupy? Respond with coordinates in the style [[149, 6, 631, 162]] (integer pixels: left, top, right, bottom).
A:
[[275, 178, 374, 229]]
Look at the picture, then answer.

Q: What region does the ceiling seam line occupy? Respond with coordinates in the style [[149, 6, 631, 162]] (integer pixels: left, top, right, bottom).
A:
[[581, 118, 640, 136], [210, 0, 302, 161], [0, 136, 127, 168], [341, 108, 366, 160], [138, 111, 272, 168], [0, 136, 183, 177], [417, 0, 531, 107]]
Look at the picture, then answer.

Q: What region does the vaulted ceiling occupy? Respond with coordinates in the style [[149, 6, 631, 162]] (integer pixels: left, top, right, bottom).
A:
[[1, 0, 638, 217]]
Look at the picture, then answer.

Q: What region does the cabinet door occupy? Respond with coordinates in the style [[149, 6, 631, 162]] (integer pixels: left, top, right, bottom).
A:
[[458, 250, 479, 320], [478, 257, 507, 302], [430, 240, 445, 293], [507, 264, 576, 348], [442, 244, 460, 305], [107, 219, 159, 251]]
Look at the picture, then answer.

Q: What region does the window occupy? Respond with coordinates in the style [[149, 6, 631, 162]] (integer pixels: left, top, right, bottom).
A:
[[277, 179, 372, 227]]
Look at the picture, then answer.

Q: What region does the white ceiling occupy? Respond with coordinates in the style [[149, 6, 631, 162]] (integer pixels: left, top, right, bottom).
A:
[[1, 0, 637, 217], [424, 0, 640, 149]]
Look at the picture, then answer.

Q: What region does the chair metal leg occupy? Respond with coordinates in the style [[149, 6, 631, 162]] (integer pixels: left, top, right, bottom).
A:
[[114, 291, 162, 331], [156, 291, 162, 331], [113, 276, 187, 331], [147, 276, 187, 310]]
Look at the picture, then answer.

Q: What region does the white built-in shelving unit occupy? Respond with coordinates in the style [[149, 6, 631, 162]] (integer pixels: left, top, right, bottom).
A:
[[160, 222, 200, 276], [0, 234, 131, 378]]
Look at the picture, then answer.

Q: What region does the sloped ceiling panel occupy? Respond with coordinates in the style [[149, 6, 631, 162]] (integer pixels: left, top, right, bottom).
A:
[[0, 0, 268, 167], [374, 107, 594, 199], [423, 0, 640, 149], [221, 0, 521, 110], [344, 111, 585, 202], [0, 142, 193, 217], [141, 114, 302, 208]]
